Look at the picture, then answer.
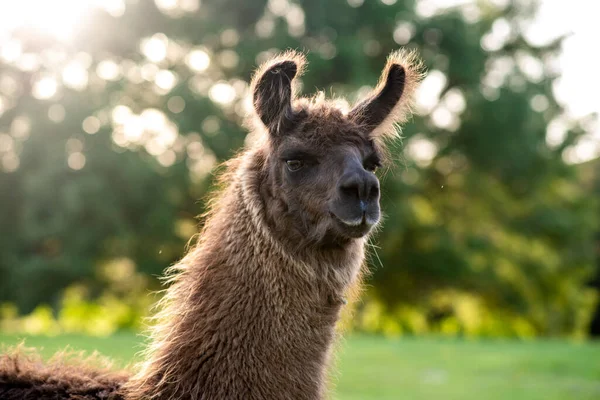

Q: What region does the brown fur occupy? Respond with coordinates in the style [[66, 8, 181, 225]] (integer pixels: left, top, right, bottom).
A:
[[0, 49, 423, 400], [0, 345, 129, 399]]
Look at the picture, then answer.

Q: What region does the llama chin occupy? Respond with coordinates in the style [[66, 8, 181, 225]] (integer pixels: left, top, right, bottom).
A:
[[0, 49, 424, 400]]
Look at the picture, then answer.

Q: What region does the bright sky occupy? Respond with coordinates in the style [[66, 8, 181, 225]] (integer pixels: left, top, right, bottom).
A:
[[529, 0, 599, 118], [528, 0, 600, 163]]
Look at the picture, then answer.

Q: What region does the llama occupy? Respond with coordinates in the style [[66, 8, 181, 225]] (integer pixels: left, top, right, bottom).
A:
[[0, 49, 423, 400]]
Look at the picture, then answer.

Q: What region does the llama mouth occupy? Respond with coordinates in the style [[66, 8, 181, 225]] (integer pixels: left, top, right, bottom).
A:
[[330, 212, 374, 238]]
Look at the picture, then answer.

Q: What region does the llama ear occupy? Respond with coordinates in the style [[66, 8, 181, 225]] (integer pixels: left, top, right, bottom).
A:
[[349, 49, 424, 139], [251, 51, 306, 135]]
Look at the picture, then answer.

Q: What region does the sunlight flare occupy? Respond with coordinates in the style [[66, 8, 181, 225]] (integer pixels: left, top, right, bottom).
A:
[[0, 0, 100, 41]]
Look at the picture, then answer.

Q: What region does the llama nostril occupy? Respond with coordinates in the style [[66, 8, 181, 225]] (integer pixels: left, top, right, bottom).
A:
[[369, 183, 380, 200], [339, 177, 361, 200], [340, 186, 357, 201], [340, 184, 355, 197], [339, 171, 380, 204]]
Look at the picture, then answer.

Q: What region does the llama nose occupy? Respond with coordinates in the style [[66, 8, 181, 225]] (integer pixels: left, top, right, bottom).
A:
[[338, 170, 380, 206]]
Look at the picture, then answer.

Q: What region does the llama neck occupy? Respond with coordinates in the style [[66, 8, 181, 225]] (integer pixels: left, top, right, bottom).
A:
[[128, 151, 365, 400]]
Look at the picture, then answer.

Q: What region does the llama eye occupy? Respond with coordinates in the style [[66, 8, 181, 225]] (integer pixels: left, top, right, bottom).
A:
[[364, 153, 382, 173], [364, 162, 380, 173], [286, 160, 304, 171]]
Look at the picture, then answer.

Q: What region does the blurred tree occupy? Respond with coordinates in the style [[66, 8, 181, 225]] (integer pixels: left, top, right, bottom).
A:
[[0, 0, 597, 336], [580, 159, 600, 336]]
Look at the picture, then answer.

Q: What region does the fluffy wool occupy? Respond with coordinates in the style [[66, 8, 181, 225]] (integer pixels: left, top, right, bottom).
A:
[[125, 150, 366, 400], [0, 345, 129, 400]]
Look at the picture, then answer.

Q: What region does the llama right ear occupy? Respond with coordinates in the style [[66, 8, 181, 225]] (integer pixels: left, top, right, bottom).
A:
[[251, 51, 306, 135], [348, 49, 424, 139]]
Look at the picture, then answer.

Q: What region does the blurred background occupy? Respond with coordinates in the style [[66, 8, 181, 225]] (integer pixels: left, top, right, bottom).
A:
[[1, 0, 599, 398]]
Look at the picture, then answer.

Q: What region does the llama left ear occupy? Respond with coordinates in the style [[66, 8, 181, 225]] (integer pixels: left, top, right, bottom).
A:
[[251, 50, 306, 135], [349, 49, 424, 138]]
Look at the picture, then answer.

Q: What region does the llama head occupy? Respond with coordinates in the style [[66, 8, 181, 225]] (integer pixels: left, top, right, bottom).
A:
[[250, 49, 423, 246]]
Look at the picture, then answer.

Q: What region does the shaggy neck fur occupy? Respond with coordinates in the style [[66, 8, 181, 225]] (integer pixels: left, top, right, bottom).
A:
[[126, 148, 365, 400]]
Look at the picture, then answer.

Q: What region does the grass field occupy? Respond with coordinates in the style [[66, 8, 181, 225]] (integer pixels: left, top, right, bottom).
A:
[[1, 333, 600, 399]]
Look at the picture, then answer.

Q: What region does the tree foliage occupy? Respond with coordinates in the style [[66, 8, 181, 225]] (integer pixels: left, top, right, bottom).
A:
[[0, 0, 597, 337]]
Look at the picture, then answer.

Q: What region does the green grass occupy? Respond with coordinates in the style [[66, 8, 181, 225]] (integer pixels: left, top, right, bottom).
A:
[[2, 333, 600, 399]]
